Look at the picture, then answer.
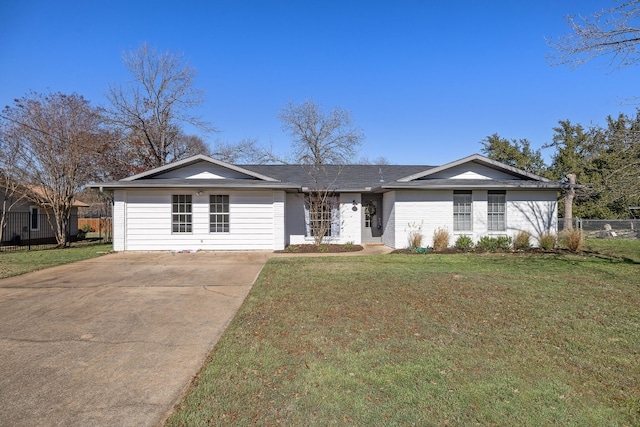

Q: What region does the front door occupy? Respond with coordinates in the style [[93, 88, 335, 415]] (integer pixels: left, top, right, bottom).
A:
[[361, 194, 383, 243]]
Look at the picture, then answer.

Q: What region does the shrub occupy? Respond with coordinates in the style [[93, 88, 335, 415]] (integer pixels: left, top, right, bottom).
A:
[[476, 235, 512, 252], [454, 235, 474, 252], [344, 241, 354, 251], [476, 236, 497, 251], [432, 228, 450, 252], [538, 232, 557, 251], [406, 222, 423, 248], [513, 230, 531, 251], [496, 235, 513, 250], [560, 228, 584, 252]]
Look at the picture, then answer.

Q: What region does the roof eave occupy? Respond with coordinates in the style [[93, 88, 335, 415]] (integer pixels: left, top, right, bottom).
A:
[[398, 154, 552, 183], [121, 155, 280, 182]]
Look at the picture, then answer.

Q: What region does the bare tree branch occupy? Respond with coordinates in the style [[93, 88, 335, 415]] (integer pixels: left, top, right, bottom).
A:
[[104, 42, 214, 169], [548, 1, 640, 69]]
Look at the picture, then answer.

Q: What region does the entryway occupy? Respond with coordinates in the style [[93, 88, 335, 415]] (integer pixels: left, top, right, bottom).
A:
[[361, 193, 383, 244]]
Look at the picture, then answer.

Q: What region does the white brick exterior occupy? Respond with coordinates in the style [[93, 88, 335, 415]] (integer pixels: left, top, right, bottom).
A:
[[102, 155, 560, 251], [384, 189, 557, 249]]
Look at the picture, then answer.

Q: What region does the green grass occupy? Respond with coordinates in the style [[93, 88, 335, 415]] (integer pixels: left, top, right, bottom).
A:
[[168, 240, 640, 426], [583, 238, 640, 263], [0, 243, 112, 279]]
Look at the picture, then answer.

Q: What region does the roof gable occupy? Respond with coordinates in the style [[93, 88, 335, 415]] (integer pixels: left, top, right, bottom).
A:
[[398, 154, 551, 183], [122, 155, 279, 182]]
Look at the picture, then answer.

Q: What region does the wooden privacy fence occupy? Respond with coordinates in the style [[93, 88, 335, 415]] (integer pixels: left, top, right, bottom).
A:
[[78, 217, 113, 242]]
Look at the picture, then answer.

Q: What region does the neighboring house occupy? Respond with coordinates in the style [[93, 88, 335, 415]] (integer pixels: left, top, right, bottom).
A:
[[91, 154, 561, 251], [0, 187, 88, 245]]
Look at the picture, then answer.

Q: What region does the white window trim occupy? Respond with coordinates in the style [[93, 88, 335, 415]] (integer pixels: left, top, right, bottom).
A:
[[304, 194, 340, 239], [171, 194, 193, 234], [453, 191, 472, 232], [209, 194, 230, 233], [487, 191, 506, 232]]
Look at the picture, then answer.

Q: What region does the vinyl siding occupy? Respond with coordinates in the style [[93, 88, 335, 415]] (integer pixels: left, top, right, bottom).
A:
[[117, 189, 282, 251], [153, 162, 258, 179], [424, 162, 522, 180]]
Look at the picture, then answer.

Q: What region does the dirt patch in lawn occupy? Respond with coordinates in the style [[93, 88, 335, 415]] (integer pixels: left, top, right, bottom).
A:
[[277, 244, 364, 254]]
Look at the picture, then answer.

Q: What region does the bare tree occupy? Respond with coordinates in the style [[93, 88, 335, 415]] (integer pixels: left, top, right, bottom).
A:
[[279, 99, 363, 166], [279, 99, 364, 244], [104, 42, 213, 169], [357, 155, 390, 165], [548, 1, 640, 69], [0, 92, 105, 246], [211, 138, 278, 164]]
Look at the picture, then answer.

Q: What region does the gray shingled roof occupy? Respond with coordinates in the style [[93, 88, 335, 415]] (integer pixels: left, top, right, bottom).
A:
[[240, 164, 435, 191], [91, 157, 562, 192]]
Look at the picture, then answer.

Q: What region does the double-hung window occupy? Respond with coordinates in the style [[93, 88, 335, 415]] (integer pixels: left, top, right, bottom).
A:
[[172, 195, 192, 233], [306, 194, 338, 238], [453, 191, 472, 232], [210, 195, 230, 233], [487, 191, 506, 231]]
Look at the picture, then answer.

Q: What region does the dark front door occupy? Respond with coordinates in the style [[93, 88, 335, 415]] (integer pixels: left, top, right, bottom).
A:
[[361, 194, 383, 243]]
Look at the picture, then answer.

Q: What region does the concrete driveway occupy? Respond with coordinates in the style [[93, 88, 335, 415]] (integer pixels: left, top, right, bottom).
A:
[[0, 251, 272, 427]]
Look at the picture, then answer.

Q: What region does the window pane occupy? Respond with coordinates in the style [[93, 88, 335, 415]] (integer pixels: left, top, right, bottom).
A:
[[172, 195, 192, 233], [453, 191, 472, 232], [488, 192, 506, 231], [210, 195, 230, 233], [306, 195, 337, 237]]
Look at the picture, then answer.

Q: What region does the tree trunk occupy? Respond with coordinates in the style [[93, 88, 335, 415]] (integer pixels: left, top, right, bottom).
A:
[[564, 173, 576, 231]]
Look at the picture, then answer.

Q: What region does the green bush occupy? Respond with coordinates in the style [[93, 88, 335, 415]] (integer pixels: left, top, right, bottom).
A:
[[495, 235, 512, 250], [432, 228, 450, 252], [538, 232, 557, 251], [476, 235, 512, 252], [454, 235, 474, 252], [513, 230, 531, 251]]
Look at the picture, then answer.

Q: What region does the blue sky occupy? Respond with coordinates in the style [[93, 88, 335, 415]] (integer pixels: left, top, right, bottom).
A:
[[1, 0, 637, 165]]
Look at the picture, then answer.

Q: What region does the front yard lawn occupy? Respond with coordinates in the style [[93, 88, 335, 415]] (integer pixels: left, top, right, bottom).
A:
[[0, 243, 112, 279], [168, 242, 640, 426]]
